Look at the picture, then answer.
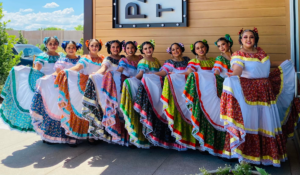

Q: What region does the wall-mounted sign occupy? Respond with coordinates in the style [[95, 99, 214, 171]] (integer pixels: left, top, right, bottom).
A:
[[112, 0, 188, 28]]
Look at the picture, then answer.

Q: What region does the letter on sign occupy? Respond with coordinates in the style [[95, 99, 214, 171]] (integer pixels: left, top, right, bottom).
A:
[[125, 3, 146, 19]]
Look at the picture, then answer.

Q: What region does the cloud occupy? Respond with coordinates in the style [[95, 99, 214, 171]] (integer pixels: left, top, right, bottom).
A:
[[43, 2, 59, 8], [1, 8, 83, 30], [20, 9, 33, 12]]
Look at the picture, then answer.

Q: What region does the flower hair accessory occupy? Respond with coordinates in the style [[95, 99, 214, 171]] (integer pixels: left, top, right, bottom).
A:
[[43, 37, 49, 45], [149, 39, 155, 47], [85, 40, 89, 48], [61, 41, 70, 49], [166, 47, 171, 54], [202, 39, 207, 44], [238, 28, 244, 36], [137, 45, 142, 51], [98, 39, 103, 46], [133, 41, 138, 46], [190, 44, 194, 51], [178, 43, 184, 48], [76, 43, 83, 50], [53, 36, 59, 42], [253, 27, 258, 34]]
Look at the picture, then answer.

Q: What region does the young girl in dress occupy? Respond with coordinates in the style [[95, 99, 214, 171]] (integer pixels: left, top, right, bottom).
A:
[[0, 36, 61, 132], [182, 40, 227, 156], [31, 41, 82, 145], [82, 40, 129, 146], [55, 39, 104, 144], [220, 28, 296, 167], [213, 34, 233, 77], [133, 40, 186, 150]]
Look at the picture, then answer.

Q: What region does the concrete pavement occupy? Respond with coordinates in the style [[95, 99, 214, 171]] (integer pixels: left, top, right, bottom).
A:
[[0, 117, 300, 175]]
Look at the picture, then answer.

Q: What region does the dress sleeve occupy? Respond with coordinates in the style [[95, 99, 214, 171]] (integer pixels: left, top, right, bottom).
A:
[[77, 57, 88, 69], [118, 58, 127, 70], [102, 57, 112, 69], [54, 58, 66, 71], [186, 59, 199, 72], [230, 52, 245, 69], [213, 56, 230, 73], [160, 60, 174, 75], [34, 53, 46, 67]]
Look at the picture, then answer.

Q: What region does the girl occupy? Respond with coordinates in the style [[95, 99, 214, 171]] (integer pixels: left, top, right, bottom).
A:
[[82, 40, 129, 145], [55, 39, 104, 144], [133, 40, 186, 151], [0, 36, 61, 132], [213, 34, 233, 77], [30, 41, 82, 145], [220, 28, 297, 167], [182, 40, 227, 156]]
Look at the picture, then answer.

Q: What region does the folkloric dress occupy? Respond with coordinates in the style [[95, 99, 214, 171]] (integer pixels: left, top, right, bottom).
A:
[[119, 56, 154, 148], [220, 47, 297, 167], [0, 52, 61, 132], [55, 54, 104, 140], [212, 55, 232, 78], [30, 55, 80, 144], [82, 56, 130, 146], [183, 57, 227, 156], [134, 58, 187, 151], [159, 57, 201, 149]]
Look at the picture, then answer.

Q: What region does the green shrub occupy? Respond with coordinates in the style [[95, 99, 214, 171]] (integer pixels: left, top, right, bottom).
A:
[[0, 2, 22, 91]]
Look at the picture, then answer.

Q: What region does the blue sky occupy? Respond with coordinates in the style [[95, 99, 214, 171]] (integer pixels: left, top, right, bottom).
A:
[[1, 0, 83, 30]]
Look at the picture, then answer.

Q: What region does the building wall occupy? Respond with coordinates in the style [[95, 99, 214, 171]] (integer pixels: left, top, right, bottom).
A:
[[93, 0, 290, 64]]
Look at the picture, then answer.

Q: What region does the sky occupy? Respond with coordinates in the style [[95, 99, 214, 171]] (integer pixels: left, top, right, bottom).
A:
[[1, 0, 83, 30]]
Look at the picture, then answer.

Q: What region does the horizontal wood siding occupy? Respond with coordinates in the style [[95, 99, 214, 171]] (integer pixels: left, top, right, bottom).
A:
[[94, 0, 290, 64]]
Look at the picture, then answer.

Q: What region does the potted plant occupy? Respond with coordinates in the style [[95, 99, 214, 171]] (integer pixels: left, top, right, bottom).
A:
[[198, 161, 269, 175]]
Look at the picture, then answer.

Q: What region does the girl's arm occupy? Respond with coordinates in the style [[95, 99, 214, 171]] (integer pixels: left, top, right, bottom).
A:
[[227, 64, 243, 77], [34, 63, 42, 71], [69, 64, 84, 72], [214, 69, 220, 75], [180, 68, 193, 76], [116, 67, 124, 73], [96, 64, 108, 74], [55, 68, 62, 74], [154, 70, 167, 77], [135, 71, 144, 80]]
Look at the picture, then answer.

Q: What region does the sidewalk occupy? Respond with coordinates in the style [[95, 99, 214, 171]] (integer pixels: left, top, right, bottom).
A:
[[0, 127, 299, 175]]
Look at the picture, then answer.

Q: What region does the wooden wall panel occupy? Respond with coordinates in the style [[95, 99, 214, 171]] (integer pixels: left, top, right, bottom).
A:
[[93, 0, 291, 64]]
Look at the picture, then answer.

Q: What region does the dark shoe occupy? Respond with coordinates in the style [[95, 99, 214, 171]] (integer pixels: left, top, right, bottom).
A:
[[42, 140, 56, 145]]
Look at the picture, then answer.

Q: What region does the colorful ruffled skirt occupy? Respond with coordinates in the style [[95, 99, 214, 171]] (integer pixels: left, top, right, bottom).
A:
[[0, 66, 44, 132], [161, 74, 199, 149], [82, 76, 112, 142], [120, 77, 151, 148], [30, 75, 76, 144], [183, 71, 226, 156], [55, 70, 91, 139], [220, 60, 297, 167], [134, 74, 187, 151]]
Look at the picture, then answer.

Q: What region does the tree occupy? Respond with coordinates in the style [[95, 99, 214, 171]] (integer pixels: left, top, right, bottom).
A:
[[74, 25, 83, 31], [6, 28, 13, 30], [17, 30, 28, 44], [0, 3, 22, 88], [38, 27, 64, 31]]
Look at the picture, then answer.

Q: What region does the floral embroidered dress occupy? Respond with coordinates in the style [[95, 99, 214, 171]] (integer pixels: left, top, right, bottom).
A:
[[183, 57, 227, 156], [30, 55, 80, 143], [220, 47, 296, 167], [82, 56, 130, 146], [133, 58, 186, 151], [55, 54, 104, 140], [159, 57, 201, 149], [212, 55, 232, 78], [0, 52, 61, 132]]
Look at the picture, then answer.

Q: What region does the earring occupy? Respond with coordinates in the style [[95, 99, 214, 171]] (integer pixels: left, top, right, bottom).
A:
[[240, 45, 243, 49], [196, 55, 198, 59], [221, 52, 223, 56]]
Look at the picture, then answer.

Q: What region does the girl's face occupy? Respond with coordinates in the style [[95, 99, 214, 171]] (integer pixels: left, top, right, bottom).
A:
[[217, 40, 230, 53], [143, 44, 154, 56], [88, 41, 100, 54], [241, 31, 255, 49], [110, 42, 121, 55], [126, 44, 136, 56], [195, 42, 207, 56], [171, 44, 182, 57], [46, 39, 59, 52], [66, 43, 77, 56]]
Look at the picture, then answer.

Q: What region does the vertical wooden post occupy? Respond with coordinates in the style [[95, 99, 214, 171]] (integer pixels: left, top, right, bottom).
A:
[[84, 0, 93, 54]]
